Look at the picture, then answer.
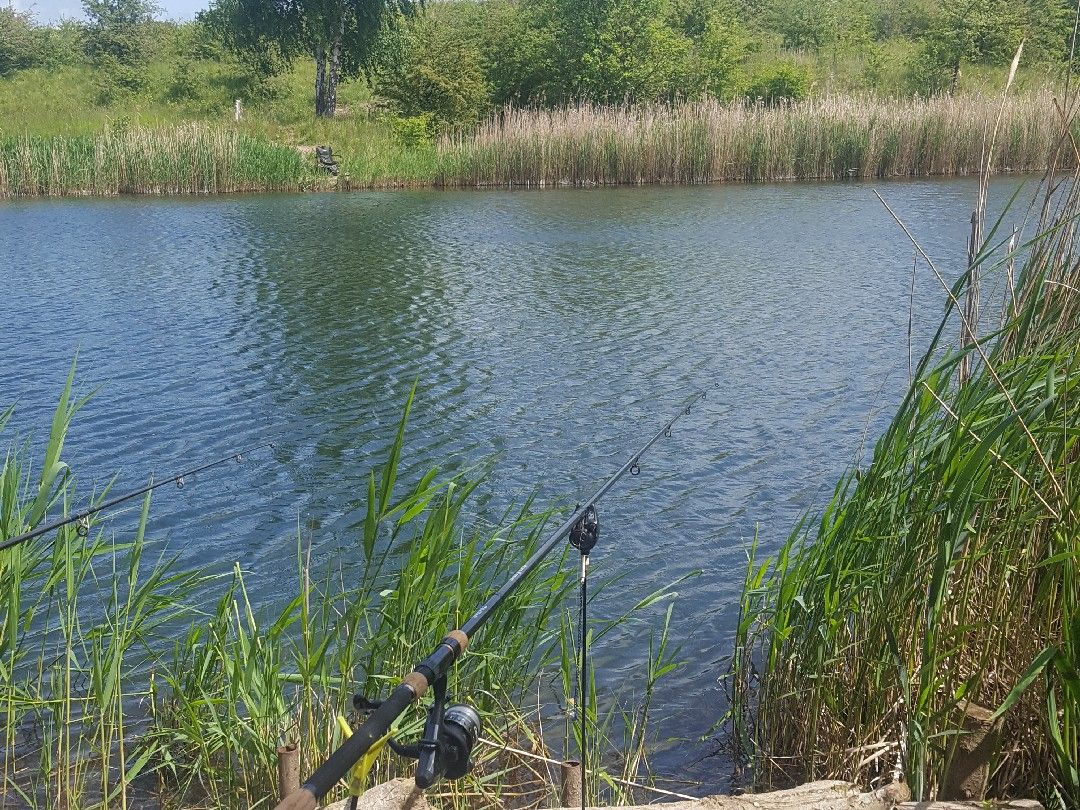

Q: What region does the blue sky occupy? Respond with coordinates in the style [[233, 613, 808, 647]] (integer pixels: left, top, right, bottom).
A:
[[14, 0, 207, 23]]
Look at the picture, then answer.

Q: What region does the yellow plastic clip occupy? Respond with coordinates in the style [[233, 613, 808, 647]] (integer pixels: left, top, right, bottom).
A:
[[336, 714, 392, 796]]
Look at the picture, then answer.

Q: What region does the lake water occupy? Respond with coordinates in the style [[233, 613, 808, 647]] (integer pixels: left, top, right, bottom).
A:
[[0, 178, 1032, 792]]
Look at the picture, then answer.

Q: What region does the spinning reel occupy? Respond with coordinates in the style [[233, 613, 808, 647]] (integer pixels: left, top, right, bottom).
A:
[[354, 675, 480, 789]]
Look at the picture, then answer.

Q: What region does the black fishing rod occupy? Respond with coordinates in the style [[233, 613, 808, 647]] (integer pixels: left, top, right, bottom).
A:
[[0, 441, 276, 553], [276, 390, 706, 810]]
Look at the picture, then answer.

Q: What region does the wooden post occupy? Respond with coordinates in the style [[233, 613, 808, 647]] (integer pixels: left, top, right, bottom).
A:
[[235, 98, 243, 122], [277, 743, 300, 802], [561, 759, 582, 808]]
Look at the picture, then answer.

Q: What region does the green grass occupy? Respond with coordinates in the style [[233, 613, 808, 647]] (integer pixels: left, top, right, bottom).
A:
[[727, 128, 1080, 804], [0, 126, 317, 195]]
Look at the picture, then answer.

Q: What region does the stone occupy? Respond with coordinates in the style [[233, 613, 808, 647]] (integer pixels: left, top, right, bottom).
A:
[[324, 778, 432, 810]]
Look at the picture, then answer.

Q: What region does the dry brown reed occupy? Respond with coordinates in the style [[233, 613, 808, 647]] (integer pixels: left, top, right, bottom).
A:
[[437, 91, 1071, 187]]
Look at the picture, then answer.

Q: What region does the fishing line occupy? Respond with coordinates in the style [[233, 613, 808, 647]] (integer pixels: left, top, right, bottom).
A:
[[0, 440, 276, 553]]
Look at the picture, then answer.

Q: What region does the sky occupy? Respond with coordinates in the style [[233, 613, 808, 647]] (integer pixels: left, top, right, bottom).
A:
[[13, 0, 207, 23]]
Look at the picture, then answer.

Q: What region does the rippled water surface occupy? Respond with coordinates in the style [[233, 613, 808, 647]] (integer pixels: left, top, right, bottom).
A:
[[0, 178, 1029, 790]]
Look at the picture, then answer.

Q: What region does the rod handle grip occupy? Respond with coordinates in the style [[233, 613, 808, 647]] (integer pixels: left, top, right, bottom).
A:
[[284, 682, 418, 806]]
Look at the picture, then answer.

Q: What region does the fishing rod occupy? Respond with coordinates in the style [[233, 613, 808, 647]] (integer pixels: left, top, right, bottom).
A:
[[276, 390, 706, 810], [0, 440, 276, 553]]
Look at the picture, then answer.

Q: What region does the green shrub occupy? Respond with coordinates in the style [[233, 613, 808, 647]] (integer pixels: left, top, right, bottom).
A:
[[745, 60, 812, 102], [374, 16, 492, 134], [391, 113, 435, 147], [0, 6, 45, 76]]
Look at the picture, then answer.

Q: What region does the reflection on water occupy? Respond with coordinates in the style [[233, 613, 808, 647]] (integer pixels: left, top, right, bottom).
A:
[[0, 177, 1029, 789]]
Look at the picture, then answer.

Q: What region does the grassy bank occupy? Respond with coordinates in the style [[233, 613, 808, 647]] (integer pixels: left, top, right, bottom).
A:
[[0, 91, 1075, 197], [0, 380, 684, 808], [727, 118, 1080, 803]]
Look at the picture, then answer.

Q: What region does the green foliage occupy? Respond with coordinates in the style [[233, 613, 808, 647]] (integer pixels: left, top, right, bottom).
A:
[[0, 126, 315, 196], [908, 0, 1070, 94], [374, 15, 492, 133], [0, 8, 82, 76], [1, 379, 688, 808], [391, 113, 436, 146], [669, 0, 744, 98], [205, 0, 422, 115], [82, 0, 160, 97], [525, 0, 743, 102], [0, 6, 42, 76], [745, 60, 812, 101]]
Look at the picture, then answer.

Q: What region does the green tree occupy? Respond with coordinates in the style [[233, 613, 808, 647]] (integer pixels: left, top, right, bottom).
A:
[[82, 0, 159, 94], [0, 5, 41, 76], [207, 0, 421, 117], [525, 0, 698, 102], [669, 0, 743, 98], [462, 0, 555, 106], [373, 14, 491, 132], [914, 0, 1024, 92], [745, 59, 813, 100]]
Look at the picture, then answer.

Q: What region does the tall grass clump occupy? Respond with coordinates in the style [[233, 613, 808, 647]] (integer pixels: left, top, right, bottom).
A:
[[437, 91, 1071, 187], [2, 377, 686, 808], [727, 104, 1080, 805], [0, 124, 316, 197], [0, 364, 204, 808]]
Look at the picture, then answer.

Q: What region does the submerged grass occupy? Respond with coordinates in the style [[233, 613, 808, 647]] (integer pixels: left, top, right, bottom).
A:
[[727, 97, 1080, 805], [1, 380, 684, 808]]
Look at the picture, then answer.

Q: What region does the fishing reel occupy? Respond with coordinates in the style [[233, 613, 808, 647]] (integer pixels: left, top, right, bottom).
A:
[[354, 676, 480, 789]]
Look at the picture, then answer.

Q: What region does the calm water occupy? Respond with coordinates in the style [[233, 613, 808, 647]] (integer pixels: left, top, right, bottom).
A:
[[0, 178, 1030, 790]]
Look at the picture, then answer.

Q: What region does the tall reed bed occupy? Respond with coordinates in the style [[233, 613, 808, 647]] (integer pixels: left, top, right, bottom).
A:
[[0, 125, 314, 197], [727, 121, 1080, 804], [1, 378, 683, 808], [438, 91, 1070, 187]]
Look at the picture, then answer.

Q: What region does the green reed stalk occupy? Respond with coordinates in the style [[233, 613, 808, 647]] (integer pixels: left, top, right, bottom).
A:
[[0, 125, 318, 197], [2, 377, 688, 808], [727, 129, 1080, 805]]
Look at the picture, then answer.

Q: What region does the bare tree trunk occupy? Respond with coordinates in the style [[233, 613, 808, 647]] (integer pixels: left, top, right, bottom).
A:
[[314, 46, 327, 117], [326, 34, 341, 118]]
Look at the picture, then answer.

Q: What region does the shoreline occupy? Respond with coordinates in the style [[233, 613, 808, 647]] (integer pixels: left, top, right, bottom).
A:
[[0, 165, 1052, 200], [2, 93, 1072, 199]]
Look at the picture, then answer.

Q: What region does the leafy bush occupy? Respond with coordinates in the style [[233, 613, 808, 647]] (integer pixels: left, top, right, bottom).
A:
[[745, 60, 812, 102], [374, 16, 492, 134], [391, 113, 435, 147], [0, 7, 46, 76]]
